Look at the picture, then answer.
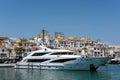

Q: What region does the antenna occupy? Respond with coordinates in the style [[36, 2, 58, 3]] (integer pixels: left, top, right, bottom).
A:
[[42, 28, 45, 45]]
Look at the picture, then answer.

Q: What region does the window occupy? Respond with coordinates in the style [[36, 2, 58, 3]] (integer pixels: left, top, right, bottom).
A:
[[50, 58, 76, 63], [27, 59, 49, 63], [2, 49, 4, 52], [32, 52, 49, 56], [51, 52, 73, 55]]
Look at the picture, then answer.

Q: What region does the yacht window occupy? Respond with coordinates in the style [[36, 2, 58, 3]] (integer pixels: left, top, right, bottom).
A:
[[27, 59, 49, 62], [51, 52, 73, 55], [50, 58, 76, 63], [32, 52, 49, 56]]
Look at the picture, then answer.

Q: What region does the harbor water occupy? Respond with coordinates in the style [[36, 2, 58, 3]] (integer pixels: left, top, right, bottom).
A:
[[0, 64, 120, 80]]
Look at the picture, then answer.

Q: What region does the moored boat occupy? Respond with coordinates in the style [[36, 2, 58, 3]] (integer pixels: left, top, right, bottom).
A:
[[14, 46, 111, 71]]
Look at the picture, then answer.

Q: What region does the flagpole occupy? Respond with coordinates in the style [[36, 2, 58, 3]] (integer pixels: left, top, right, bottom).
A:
[[42, 28, 45, 45]]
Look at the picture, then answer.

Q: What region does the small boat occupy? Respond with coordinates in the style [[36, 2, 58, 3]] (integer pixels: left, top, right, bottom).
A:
[[108, 58, 120, 64], [14, 46, 111, 71]]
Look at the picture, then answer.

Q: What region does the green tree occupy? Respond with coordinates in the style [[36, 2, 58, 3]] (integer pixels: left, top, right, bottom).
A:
[[15, 47, 25, 57], [6, 48, 12, 58]]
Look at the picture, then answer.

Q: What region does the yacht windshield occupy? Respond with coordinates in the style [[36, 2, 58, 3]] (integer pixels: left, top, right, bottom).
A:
[[51, 52, 73, 55], [50, 58, 76, 63], [27, 59, 49, 63], [32, 52, 49, 56]]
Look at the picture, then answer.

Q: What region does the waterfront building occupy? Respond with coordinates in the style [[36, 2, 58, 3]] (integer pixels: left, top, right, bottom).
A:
[[14, 38, 39, 57], [0, 30, 119, 60], [30, 31, 112, 57], [0, 36, 14, 59]]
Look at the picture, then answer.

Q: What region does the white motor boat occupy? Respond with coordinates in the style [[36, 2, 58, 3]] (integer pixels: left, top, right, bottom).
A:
[[14, 46, 111, 71]]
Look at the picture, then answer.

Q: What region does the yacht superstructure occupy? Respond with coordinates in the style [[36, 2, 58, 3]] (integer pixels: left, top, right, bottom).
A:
[[15, 46, 111, 71]]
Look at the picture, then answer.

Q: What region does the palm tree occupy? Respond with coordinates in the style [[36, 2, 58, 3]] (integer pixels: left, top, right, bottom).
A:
[[15, 47, 24, 56]]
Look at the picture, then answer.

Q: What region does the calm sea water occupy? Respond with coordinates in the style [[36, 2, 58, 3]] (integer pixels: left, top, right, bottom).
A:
[[0, 64, 120, 80]]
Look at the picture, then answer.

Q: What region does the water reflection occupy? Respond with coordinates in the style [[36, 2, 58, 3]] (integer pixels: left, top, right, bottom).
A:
[[0, 69, 110, 80], [0, 65, 120, 80]]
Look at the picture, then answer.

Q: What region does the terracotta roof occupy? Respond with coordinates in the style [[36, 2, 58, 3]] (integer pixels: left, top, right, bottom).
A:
[[22, 42, 36, 44], [56, 35, 64, 39], [0, 45, 6, 48], [80, 37, 91, 43], [68, 36, 77, 41]]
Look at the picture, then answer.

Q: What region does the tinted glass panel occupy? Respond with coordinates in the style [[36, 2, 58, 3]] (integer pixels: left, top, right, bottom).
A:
[[27, 59, 49, 62], [32, 52, 49, 56], [51, 52, 73, 55], [50, 58, 76, 63]]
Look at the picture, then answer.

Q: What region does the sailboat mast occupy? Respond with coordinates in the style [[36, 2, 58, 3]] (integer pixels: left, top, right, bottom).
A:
[[42, 29, 45, 45]]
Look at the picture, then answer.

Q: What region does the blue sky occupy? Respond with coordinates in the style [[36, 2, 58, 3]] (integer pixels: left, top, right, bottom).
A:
[[0, 0, 120, 44]]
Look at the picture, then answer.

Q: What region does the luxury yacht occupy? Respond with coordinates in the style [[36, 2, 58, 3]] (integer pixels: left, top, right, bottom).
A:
[[14, 46, 111, 71]]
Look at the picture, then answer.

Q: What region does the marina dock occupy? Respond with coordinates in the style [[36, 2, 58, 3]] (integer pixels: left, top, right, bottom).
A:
[[0, 64, 15, 67]]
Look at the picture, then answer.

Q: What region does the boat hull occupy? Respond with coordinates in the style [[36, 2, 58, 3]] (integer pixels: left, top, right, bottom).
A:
[[14, 56, 111, 71]]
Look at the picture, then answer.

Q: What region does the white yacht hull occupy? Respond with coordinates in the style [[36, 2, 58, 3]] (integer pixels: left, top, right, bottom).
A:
[[14, 56, 110, 71]]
